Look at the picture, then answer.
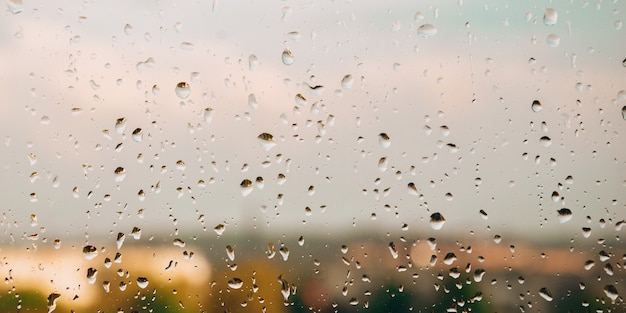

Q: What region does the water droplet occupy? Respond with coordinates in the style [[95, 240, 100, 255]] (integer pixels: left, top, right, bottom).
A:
[[7, 0, 23, 14], [295, 93, 308, 106], [124, 24, 133, 35], [443, 252, 457, 265], [281, 49, 294, 65], [417, 24, 437, 37], [116, 232, 125, 249], [557, 208, 572, 223], [102, 281, 111, 293], [137, 277, 149, 289], [279, 246, 290, 260], [119, 281, 127, 291], [248, 93, 258, 110], [539, 287, 553, 301], [47, 293, 61, 312], [175, 82, 190, 99], [87, 267, 98, 284], [407, 182, 419, 196], [531, 100, 542, 112], [546, 34, 560, 47], [173, 238, 186, 247], [203, 107, 213, 124], [479, 209, 488, 220], [349, 298, 359, 306], [429, 212, 446, 230], [581, 227, 591, 238], [388, 242, 399, 259], [249, 54, 258, 70], [622, 105, 626, 120], [228, 278, 244, 289], [83, 245, 98, 260], [257, 133, 277, 151], [341, 74, 354, 89], [604, 285, 619, 303], [114, 167, 126, 182], [131, 226, 142, 239], [214, 223, 225, 235], [473, 269, 486, 282], [298, 236, 305, 246], [543, 8, 558, 25], [539, 136, 552, 147], [115, 117, 127, 134], [131, 128, 143, 142], [226, 245, 235, 261], [240, 179, 254, 196], [379, 133, 391, 148]]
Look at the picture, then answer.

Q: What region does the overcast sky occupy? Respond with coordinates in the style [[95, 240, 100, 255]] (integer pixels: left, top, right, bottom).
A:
[[1, 0, 624, 244]]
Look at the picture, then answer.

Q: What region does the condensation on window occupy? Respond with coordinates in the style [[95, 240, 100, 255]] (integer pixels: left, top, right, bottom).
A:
[[0, 0, 624, 312]]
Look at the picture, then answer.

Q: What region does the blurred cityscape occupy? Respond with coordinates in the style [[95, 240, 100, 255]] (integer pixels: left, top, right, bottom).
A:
[[1, 233, 623, 312]]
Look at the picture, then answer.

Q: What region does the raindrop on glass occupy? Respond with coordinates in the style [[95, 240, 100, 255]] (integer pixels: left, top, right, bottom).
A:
[[257, 132, 277, 151], [539, 287, 553, 301], [429, 212, 446, 230], [379, 133, 391, 148], [388, 242, 399, 259], [175, 82, 191, 99], [546, 34, 560, 47], [557, 208, 572, 223], [228, 278, 244, 289], [137, 277, 149, 289], [543, 8, 558, 25], [281, 49, 294, 65], [131, 128, 143, 142], [341, 74, 354, 89], [114, 167, 126, 182], [417, 24, 437, 37], [82, 245, 98, 260], [240, 179, 254, 196], [214, 223, 225, 235], [604, 285, 619, 303], [531, 100, 542, 112], [539, 136, 552, 147]]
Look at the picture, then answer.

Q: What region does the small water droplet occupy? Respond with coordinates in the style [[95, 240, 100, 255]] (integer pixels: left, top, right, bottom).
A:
[[124, 24, 133, 35], [137, 277, 149, 289], [622, 106, 626, 120], [539, 287, 553, 301], [131, 226, 142, 239], [531, 100, 542, 112], [115, 117, 127, 134], [248, 93, 258, 110], [83, 245, 98, 260], [298, 236, 305, 246], [47, 293, 61, 312], [479, 209, 488, 220], [584, 260, 595, 270], [429, 212, 446, 230], [407, 182, 419, 196], [581, 227, 591, 238], [341, 74, 354, 89], [443, 252, 457, 265], [257, 133, 276, 151], [175, 82, 190, 99], [417, 24, 437, 37], [116, 232, 125, 249], [173, 238, 186, 247], [226, 245, 235, 261], [557, 208, 572, 223], [279, 246, 290, 260], [281, 49, 294, 65], [228, 278, 244, 289], [543, 8, 558, 25], [102, 281, 111, 293]]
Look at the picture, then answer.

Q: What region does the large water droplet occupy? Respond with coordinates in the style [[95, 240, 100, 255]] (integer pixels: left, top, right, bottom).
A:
[[175, 82, 190, 99], [539, 136, 552, 147], [131, 128, 143, 142], [604, 285, 619, 303], [87, 267, 98, 284], [240, 179, 254, 196], [417, 24, 437, 37], [429, 212, 446, 230], [47, 293, 61, 313], [281, 49, 294, 65], [137, 277, 149, 289], [531, 100, 542, 112], [546, 34, 560, 47], [228, 278, 244, 289], [258, 132, 277, 151], [83, 245, 98, 260], [539, 287, 553, 301], [341, 74, 354, 89], [543, 8, 558, 25], [379, 133, 391, 148], [557, 208, 572, 223]]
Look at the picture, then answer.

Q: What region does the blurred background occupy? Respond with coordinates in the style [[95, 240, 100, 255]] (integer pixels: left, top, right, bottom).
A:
[[0, 0, 625, 312]]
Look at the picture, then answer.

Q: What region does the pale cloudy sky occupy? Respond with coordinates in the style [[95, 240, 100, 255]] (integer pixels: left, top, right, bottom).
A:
[[1, 0, 624, 244]]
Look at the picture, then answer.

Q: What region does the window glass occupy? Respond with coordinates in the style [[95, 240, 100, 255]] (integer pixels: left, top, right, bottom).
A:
[[1, 0, 625, 312]]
